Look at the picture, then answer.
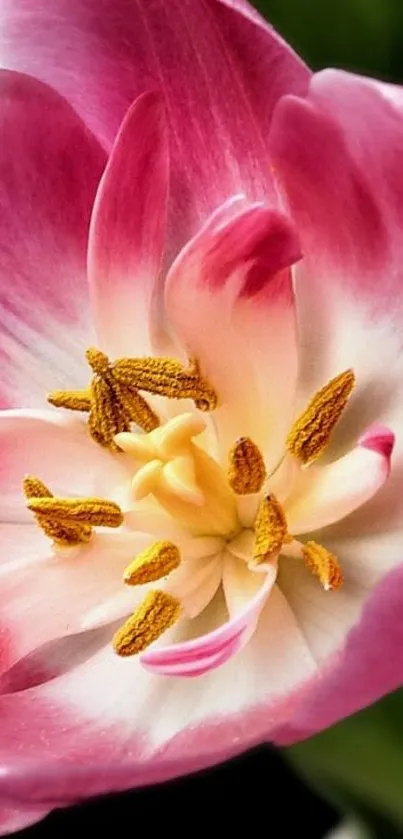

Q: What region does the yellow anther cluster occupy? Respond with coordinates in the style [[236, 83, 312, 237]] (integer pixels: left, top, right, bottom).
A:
[[48, 349, 217, 451]]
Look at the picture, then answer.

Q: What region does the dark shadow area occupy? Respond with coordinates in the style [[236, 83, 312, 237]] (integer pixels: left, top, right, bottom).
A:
[[16, 747, 338, 838]]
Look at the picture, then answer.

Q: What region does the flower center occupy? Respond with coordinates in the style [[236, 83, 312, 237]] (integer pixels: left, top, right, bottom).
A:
[[24, 349, 357, 661], [117, 412, 239, 538]]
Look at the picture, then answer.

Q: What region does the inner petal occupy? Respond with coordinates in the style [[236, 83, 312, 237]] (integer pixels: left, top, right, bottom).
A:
[[285, 424, 394, 534], [164, 197, 301, 471]]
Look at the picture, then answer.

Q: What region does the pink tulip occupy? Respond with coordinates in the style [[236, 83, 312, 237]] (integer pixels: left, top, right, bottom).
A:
[[0, 0, 401, 830]]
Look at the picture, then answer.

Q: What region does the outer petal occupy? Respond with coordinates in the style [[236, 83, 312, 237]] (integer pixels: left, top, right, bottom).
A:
[[88, 91, 169, 358], [286, 425, 394, 534], [0, 71, 105, 408], [0, 587, 316, 810], [269, 70, 403, 455], [276, 561, 403, 745], [0, 803, 50, 834], [0, 0, 310, 252], [165, 199, 301, 467]]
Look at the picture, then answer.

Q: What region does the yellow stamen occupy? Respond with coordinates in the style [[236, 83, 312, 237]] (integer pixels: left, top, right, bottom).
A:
[[27, 497, 123, 527], [113, 356, 217, 411], [302, 541, 343, 591], [48, 389, 92, 412], [228, 437, 266, 494], [113, 590, 181, 656], [23, 475, 52, 499], [286, 369, 356, 464], [24, 476, 123, 547], [124, 541, 181, 585], [253, 494, 289, 564], [23, 475, 92, 546]]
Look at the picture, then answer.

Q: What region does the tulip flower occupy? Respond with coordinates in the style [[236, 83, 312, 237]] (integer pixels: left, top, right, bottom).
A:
[[0, 0, 402, 831]]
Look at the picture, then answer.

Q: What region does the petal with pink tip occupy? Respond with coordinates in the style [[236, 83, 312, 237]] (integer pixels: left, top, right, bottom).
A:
[[0, 0, 309, 254], [0, 71, 105, 409], [165, 199, 301, 468], [269, 70, 403, 455], [140, 557, 276, 677], [286, 425, 395, 534], [88, 91, 169, 358]]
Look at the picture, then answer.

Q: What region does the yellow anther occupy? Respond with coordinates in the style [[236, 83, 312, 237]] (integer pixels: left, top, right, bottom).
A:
[[48, 389, 92, 412], [24, 476, 123, 547], [124, 541, 181, 585], [113, 356, 217, 411], [86, 347, 110, 376], [27, 497, 123, 528], [23, 475, 52, 499], [228, 437, 266, 495], [23, 475, 92, 546], [113, 590, 181, 656], [302, 541, 343, 591], [253, 494, 289, 564], [286, 369, 356, 464]]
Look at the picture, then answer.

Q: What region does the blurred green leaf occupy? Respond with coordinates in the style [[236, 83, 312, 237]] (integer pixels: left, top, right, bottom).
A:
[[286, 691, 403, 833], [254, 0, 402, 81]]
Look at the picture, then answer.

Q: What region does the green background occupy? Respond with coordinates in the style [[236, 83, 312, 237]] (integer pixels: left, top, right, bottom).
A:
[[252, 2, 403, 836], [256, 0, 403, 81]]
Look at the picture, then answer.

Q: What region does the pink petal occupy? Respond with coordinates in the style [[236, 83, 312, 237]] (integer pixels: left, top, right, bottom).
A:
[[286, 424, 395, 534], [165, 199, 301, 468], [0, 586, 315, 809], [0, 71, 105, 408], [0, 802, 50, 833], [269, 70, 403, 455], [0, 0, 309, 253], [88, 91, 169, 358]]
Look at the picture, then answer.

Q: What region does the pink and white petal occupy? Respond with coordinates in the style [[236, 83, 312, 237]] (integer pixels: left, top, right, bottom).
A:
[[165, 200, 301, 468], [269, 70, 403, 454], [0, 586, 316, 808], [0, 410, 132, 521], [0, 529, 150, 675], [140, 553, 276, 676], [88, 91, 169, 359], [286, 425, 395, 534], [0, 0, 309, 254], [276, 560, 403, 744], [0, 71, 105, 408]]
